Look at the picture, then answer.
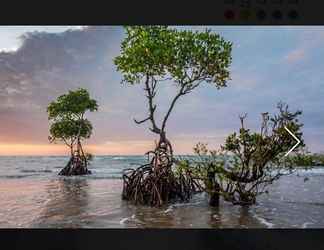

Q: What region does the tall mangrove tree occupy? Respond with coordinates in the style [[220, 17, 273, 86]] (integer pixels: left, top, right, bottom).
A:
[[114, 26, 232, 206]]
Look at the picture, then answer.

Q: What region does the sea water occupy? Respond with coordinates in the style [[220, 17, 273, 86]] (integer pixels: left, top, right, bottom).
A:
[[0, 156, 323, 228]]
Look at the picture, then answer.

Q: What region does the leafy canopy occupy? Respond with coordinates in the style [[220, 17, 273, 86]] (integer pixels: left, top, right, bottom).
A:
[[114, 26, 232, 88], [47, 88, 98, 120], [114, 26, 232, 139], [47, 88, 98, 146], [49, 118, 93, 143], [222, 102, 304, 160], [186, 103, 305, 205]]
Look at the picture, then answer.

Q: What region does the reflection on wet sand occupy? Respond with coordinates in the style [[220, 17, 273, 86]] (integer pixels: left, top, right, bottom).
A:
[[118, 201, 180, 228], [180, 200, 266, 228], [119, 194, 266, 228], [208, 207, 222, 228], [32, 178, 90, 228]]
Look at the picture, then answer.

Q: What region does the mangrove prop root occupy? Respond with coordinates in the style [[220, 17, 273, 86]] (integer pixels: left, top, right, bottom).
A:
[[122, 142, 201, 207], [58, 156, 91, 176]]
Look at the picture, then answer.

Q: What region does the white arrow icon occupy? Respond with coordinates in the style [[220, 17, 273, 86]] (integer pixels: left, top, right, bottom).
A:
[[284, 126, 301, 157]]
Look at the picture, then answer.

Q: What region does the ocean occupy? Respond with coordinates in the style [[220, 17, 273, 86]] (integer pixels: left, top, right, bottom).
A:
[[0, 156, 324, 228]]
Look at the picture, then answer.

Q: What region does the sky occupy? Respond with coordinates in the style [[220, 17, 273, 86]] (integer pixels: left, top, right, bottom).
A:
[[0, 26, 323, 155]]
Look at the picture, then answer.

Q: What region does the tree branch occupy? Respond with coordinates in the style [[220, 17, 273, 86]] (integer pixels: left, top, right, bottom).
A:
[[134, 74, 161, 134], [134, 117, 151, 124], [161, 84, 186, 133]]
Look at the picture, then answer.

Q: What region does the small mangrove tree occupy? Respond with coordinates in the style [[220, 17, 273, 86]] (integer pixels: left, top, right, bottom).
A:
[[47, 88, 98, 176], [181, 102, 305, 206]]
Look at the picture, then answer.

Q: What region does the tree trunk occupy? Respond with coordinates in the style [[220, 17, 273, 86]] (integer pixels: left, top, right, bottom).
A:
[[207, 171, 220, 207], [58, 157, 91, 176], [151, 132, 173, 171], [59, 142, 91, 176], [209, 192, 220, 207], [158, 132, 173, 158]]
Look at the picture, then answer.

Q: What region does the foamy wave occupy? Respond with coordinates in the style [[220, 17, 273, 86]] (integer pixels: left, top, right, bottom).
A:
[[252, 214, 275, 228], [0, 174, 36, 179], [164, 206, 174, 213], [172, 201, 202, 207], [302, 222, 313, 228], [120, 217, 130, 224], [120, 214, 137, 225], [113, 157, 125, 160]]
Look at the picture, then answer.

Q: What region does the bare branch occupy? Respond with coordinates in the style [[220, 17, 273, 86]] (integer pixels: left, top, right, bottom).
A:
[[239, 113, 248, 128], [161, 84, 186, 132], [134, 117, 151, 124], [135, 74, 161, 135]]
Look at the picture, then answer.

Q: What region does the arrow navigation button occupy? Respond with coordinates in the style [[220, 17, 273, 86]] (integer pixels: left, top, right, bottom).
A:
[[284, 126, 301, 157]]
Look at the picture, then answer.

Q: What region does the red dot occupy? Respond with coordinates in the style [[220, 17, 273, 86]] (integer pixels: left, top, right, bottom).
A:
[[224, 10, 235, 20]]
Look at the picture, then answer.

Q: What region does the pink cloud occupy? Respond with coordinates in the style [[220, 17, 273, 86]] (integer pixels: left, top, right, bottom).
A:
[[284, 49, 306, 64]]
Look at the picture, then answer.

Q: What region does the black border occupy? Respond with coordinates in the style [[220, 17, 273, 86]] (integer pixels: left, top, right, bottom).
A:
[[1, 229, 323, 250], [1, 0, 324, 25], [1, 1, 324, 249]]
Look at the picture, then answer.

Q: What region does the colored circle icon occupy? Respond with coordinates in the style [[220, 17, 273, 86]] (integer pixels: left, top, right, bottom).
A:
[[224, 10, 235, 20], [240, 9, 251, 20]]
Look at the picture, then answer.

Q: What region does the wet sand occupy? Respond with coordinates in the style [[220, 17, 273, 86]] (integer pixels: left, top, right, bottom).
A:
[[1, 172, 324, 228]]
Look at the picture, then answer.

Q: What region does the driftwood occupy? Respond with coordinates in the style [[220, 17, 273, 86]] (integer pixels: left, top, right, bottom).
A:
[[122, 141, 201, 207]]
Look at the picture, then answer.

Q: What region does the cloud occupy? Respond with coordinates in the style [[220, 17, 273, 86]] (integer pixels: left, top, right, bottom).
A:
[[0, 26, 125, 144], [0, 26, 323, 154], [284, 48, 306, 64], [0, 47, 18, 53], [283, 28, 324, 65]]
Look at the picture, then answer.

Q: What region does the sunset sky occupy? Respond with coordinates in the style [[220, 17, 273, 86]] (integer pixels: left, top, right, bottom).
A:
[[0, 26, 323, 155]]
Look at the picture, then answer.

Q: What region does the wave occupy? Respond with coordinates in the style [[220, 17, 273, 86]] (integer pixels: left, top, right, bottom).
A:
[[252, 214, 274, 228], [129, 163, 142, 166], [169, 200, 203, 208], [164, 207, 174, 214], [302, 222, 313, 228], [119, 217, 129, 225], [120, 214, 135, 224], [87, 175, 122, 180], [285, 201, 324, 207], [119, 214, 143, 225], [112, 157, 126, 160], [20, 169, 52, 173], [0, 174, 38, 179]]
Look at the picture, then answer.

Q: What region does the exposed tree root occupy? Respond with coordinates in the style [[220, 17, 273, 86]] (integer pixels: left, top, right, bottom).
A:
[[58, 156, 91, 176], [122, 142, 201, 207]]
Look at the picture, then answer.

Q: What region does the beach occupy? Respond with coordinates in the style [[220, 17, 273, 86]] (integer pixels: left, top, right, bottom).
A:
[[0, 156, 324, 228]]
